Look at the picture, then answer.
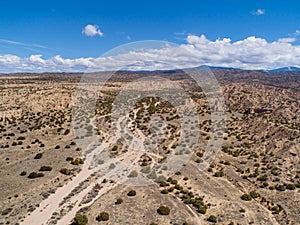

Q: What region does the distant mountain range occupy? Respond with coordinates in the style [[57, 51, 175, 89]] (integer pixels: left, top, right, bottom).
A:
[[267, 66, 300, 73], [190, 66, 300, 73]]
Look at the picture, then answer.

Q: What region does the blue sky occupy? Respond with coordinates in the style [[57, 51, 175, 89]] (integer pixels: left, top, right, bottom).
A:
[[0, 0, 300, 72]]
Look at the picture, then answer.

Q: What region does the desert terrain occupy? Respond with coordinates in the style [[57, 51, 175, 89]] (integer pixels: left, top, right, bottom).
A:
[[0, 69, 299, 225]]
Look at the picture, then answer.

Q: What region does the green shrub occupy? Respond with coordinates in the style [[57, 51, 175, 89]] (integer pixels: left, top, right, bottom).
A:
[[207, 215, 217, 223], [66, 157, 74, 161], [161, 189, 169, 194], [128, 170, 138, 178], [239, 208, 246, 213], [159, 180, 169, 187], [240, 194, 252, 201], [275, 185, 286, 191], [127, 190, 136, 196], [28, 172, 44, 179], [71, 158, 84, 165], [197, 205, 207, 214], [157, 205, 170, 215], [270, 205, 282, 214], [249, 191, 260, 198], [60, 168, 71, 175], [286, 183, 296, 190], [39, 166, 52, 172], [271, 169, 280, 176], [214, 171, 224, 177], [72, 214, 88, 225], [257, 174, 268, 182], [115, 198, 123, 204], [96, 212, 109, 221], [34, 153, 43, 159], [20, 171, 27, 176]]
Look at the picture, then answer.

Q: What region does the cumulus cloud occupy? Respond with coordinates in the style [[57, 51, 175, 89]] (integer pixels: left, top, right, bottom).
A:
[[1, 34, 300, 73], [252, 9, 265, 16], [0, 55, 20, 65], [82, 24, 104, 37]]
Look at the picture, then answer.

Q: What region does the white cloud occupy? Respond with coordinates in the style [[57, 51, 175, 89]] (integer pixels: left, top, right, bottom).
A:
[[1, 34, 300, 73], [278, 37, 296, 43], [0, 54, 20, 65], [29, 54, 46, 64], [252, 9, 265, 16], [82, 24, 104, 37]]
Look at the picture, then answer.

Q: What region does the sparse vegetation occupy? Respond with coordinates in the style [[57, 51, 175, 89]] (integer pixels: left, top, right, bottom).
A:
[[157, 205, 170, 215], [127, 190, 136, 196], [207, 215, 217, 223], [28, 172, 44, 179], [72, 214, 88, 225], [96, 212, 109, 221], [34, 153, 43, 159]]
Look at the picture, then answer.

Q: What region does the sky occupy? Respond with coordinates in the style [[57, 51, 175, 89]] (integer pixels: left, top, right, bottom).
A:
[[1, 0, 300, 72]]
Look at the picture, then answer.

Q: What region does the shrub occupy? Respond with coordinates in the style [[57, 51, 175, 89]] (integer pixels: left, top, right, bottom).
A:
[[127, 190, 136, 196], [34, 153, 43, 159], [66, 157, 74, 161], [64, 129, 70, 135], [257, 174, 268, 182], [240, 194, 252, 201], [96, 212, 109, 221], [270, 205, 282, 214], [214, 171, 224, 177], [72, 214, 88, 225], [249, 191, 260, 199], [161, 189, 169, 194], [197, 205, 207, 214], [71, 158, 84, 165], [60, 168, 71, 175], [28, 172, 44, 179], [115, 198, 123, 204], [239, 208, 246, 213], [39, 166, 52, 172], [102, 178, 108, 183], [20, 171, 27, 176], [271, 169, 280, 176], [275, 185, 286, 192], [157, 206, 170, 215], [207, 215, 217, 223], [286, 183, 296, 190], [128, 170, 138, 178], [159, 180, 169, 187]]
